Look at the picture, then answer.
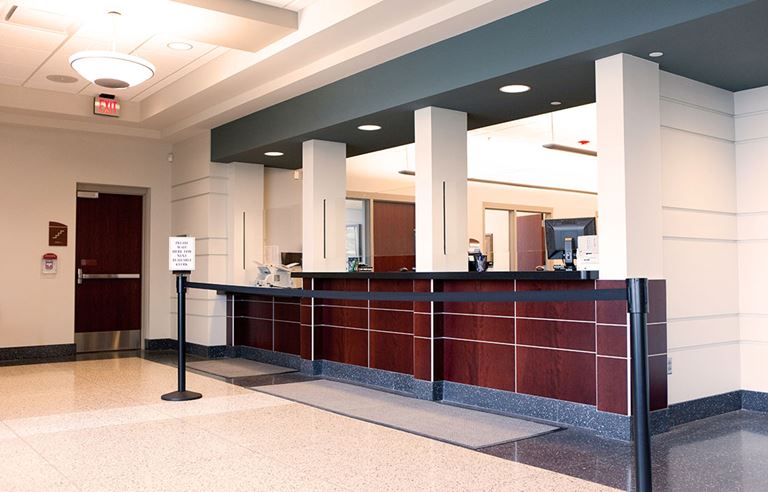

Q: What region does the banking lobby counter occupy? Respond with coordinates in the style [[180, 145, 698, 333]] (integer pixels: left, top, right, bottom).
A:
[[218, 270, 667, 439]]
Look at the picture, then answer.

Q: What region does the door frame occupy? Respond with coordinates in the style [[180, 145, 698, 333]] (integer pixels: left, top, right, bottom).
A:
[[482, 202, 553, 271], [75, 183, 151, 350]]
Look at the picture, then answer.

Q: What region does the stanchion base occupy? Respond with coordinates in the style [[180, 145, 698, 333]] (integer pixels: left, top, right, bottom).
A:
[[161, 390, 202, 401]]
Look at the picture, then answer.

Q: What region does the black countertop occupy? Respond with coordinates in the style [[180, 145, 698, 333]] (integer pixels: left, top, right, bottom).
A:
[[292, 270, 598, 280]]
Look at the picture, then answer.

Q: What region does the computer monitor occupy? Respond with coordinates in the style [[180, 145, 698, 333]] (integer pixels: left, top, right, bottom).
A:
[[544, 217, 597, 271]]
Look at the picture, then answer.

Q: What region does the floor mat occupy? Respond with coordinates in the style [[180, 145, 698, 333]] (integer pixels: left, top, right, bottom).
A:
[[252, 379, 558, 448], [187, 358, 295, 378]]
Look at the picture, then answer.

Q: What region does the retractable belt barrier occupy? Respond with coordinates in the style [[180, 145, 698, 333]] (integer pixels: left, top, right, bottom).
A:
[[165, 275, 653, 492]]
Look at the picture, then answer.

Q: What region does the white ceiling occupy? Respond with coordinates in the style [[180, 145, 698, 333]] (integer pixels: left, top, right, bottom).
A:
[[0, 0, 305, 101], [347, 104, 598, 194], [0, 0, 545, 140]]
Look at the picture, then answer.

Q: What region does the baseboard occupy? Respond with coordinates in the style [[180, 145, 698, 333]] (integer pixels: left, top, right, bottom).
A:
[[0, 343, 76, 362], [144, 339, 231, 359]]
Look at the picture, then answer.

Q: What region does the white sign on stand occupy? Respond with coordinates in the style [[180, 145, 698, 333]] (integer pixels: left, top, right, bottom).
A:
[[169, 237, 196, 272]]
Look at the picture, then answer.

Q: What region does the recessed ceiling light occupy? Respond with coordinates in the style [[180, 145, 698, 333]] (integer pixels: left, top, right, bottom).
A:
[[46, 74, 78, 84], [264, 151, 284, 157], [358, 124, 381, 131], [550, 101, 562, 106], [499, 84, 530, 94], [648, 51, 664, 58], [167, 42, 193, 51]]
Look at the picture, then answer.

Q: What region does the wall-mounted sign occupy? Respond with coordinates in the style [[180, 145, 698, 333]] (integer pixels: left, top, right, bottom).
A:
[[93, 95, 120, 117], [169, 237, 195, 272], [48, 221, 67, 246]]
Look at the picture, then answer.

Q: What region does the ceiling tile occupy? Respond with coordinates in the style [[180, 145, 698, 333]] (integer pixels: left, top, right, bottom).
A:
[[0, 75, 24, 86], [0, 43, 50, 67], [0, 22, 66, 50], [0, 61, 35, 79]]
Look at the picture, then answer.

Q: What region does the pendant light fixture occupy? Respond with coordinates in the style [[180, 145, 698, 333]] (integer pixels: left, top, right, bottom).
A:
[[69, 12, 155, 89], [542, 112, 597, 156]]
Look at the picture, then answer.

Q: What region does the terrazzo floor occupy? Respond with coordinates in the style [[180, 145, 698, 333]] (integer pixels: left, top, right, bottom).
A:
[[0, 355, 615, 491]]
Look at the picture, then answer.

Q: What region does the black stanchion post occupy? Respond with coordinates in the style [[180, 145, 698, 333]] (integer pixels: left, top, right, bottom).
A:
[[162, 273, 202, 401], [627, 278, 652, 492]]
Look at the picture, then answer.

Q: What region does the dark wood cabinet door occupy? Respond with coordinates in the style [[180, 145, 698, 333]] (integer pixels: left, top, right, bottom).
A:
[[75, 193, 142, 334]]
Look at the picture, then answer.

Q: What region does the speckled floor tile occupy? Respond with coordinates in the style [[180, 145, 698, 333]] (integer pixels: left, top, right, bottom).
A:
[[148, 391, 292, 418], [3, 403, 172, 437], [0, 438, 77, 491], [22, 417, 252, 481], [0, 356, 619, 491]]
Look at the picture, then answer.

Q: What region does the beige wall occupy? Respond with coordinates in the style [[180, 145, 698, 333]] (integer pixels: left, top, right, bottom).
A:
[[658, 72, 740, 404], [0, 123, 172, 348], [735, 85, 768, 393]]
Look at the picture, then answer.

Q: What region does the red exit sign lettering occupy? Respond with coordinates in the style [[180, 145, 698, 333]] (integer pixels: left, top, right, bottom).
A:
[[93, 96, 120, 117]]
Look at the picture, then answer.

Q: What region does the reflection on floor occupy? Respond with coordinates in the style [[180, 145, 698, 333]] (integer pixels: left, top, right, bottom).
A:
[[0, 354, 613, 491], [483, 410, 768, 491]]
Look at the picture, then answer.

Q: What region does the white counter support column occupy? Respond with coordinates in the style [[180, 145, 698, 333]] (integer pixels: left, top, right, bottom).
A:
[[596, 54, 664, 279], [302, 139, 347, 272], [414, 107, 468, 272]]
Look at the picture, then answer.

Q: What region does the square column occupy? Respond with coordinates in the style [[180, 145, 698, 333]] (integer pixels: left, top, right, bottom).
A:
[[302, 139, 347, 271], [414, 107, 468, 272], [596, 54, 664, 279]]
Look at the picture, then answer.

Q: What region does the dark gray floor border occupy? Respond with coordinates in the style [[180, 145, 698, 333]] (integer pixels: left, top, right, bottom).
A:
[[144, 343, 768, 441], [144, 338, 231, 359], [0, 343, 76, 362]]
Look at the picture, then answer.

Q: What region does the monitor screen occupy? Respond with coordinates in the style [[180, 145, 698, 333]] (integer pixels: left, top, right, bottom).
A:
[[544, 217, 597, 260]]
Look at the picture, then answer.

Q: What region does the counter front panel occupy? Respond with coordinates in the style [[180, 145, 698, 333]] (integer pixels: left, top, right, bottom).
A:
[[226, 272, 666, 417]]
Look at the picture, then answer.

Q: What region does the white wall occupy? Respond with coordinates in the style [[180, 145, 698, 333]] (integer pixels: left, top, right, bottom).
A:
[[171, 134, 267, 346], [0, 123, 172, 348], [659, 72, 741, 404], [264, 167, 302, 254], [735, 85, 768, 393]]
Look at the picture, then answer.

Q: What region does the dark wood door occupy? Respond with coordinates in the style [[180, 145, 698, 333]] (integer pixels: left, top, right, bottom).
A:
[[516, 213, 545, 271], [373, 201, 415, 272], [75, 193, 142, 346]]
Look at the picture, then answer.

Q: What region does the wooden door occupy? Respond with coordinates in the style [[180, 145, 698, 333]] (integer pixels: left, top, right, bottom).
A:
[[373, 201, 415, 272], [75, 193, 143, 352], [516, 212, 545, 271]]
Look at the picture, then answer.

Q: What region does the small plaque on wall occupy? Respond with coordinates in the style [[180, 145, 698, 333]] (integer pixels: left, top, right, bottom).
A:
[[49, 221, 67, 246]]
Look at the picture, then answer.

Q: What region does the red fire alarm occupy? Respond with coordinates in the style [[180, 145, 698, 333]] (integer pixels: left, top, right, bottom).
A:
[[42, 253, 58, 275]]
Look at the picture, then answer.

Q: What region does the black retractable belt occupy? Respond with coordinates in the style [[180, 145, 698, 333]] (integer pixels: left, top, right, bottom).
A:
[[161, 273, 202, 402]]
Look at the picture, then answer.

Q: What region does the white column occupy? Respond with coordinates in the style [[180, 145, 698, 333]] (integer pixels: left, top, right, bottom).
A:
[[302, 139, 347, 271], [227, 162, 265, 285], [596, 53, 664, 279], [414, 107, 468, 272]]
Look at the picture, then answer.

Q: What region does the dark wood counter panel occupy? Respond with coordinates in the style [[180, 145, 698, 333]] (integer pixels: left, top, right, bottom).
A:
[[224, 272, 667, 429]]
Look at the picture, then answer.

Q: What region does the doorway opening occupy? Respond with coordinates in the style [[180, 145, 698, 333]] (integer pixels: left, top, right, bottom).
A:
[[74, 184, 149, 352], [483, 203, 552, 271]]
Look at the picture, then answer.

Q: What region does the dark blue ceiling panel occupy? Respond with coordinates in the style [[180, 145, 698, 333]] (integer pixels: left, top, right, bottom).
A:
[[211, 0, 758, 167]]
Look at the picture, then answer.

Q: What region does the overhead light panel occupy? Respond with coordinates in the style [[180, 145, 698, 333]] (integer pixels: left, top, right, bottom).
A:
[[358, 124, 382, 131], [648, 51, 664, 58], [541, 143, 597, 157], [499, 84, 530, 93], [167, 42, 193, 51], [264, 151, 284, 157]]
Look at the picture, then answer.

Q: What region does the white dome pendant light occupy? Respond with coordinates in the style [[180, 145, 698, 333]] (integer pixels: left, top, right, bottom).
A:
[[69, 12, 155, 89]]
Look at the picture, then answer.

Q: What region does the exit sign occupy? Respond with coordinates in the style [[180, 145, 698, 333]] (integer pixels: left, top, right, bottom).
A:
[[93, 96, 120, 117]]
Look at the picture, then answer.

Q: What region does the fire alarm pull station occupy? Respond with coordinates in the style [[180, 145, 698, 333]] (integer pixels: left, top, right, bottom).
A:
[[42, 253, 58, 275]]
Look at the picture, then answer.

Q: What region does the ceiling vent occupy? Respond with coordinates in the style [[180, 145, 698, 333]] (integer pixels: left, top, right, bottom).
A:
[[4, 4, 72, 33]]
